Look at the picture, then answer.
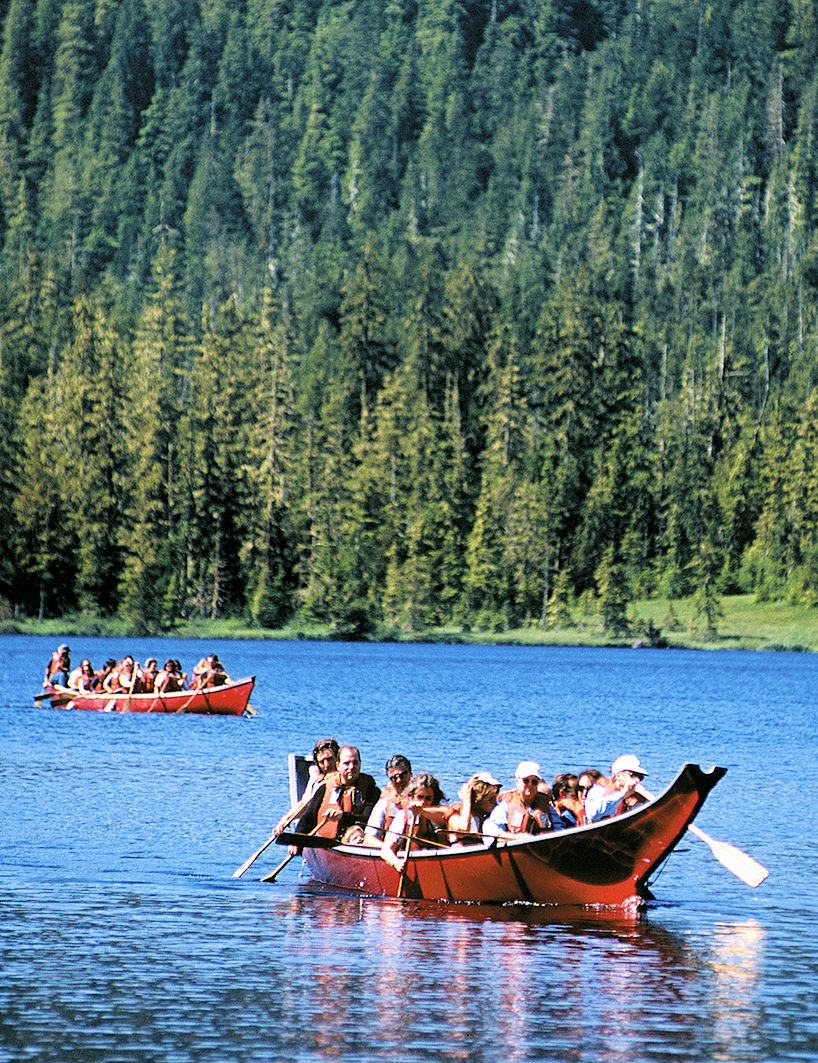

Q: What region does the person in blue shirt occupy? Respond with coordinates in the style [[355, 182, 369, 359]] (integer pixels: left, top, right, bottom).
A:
[[584, 755, 648, 822]]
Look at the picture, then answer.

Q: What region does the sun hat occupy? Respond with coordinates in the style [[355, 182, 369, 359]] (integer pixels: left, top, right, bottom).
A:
[[611, 754, 648, 778], [515, 760, 542, 781], [474, 771, 502, 787]]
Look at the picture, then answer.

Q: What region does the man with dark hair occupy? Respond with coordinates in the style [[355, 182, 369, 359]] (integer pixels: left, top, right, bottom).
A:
[[364, 754, 413, 844]]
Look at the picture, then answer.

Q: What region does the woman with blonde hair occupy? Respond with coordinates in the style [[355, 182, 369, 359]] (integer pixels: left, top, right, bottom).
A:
[[445, 771, 502, 845]]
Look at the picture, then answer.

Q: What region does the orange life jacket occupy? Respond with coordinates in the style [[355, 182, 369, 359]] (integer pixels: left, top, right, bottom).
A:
[[498, 790, 552, 834], [314, 773, 377, 838]]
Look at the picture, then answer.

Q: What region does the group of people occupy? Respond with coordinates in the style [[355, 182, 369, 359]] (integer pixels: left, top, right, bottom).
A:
[[43, 645, 230, 695], [272, 738, 650, 874]]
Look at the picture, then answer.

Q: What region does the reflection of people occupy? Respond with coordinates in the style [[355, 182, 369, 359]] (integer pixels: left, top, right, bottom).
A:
[[273, 738, 340, 837], [297, 745, 380, 843], [446, 772, 502, 844], [44, 645, 71, 687], [585, 755, 648, 822], [364, 754, 412, 844], [380, 773, 446, 872], [484, 761, 557, 838]]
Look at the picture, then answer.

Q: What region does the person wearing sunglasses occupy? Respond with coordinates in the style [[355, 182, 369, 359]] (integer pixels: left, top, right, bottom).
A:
[[364, 754, 413, 845], [380, 773, 447, 872], [584, 755, 648, 822], [483, 761, 559, 839]]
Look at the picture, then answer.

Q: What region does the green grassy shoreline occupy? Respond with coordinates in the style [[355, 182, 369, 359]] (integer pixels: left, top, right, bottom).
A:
[[3, 594, 818, 652]]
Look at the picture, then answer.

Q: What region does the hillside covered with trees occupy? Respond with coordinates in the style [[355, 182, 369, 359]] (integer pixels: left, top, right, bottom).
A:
[[1, 0, 817, 635]]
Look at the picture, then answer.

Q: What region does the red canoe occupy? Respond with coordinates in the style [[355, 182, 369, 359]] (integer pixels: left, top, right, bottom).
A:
[[40, 676, 256, 716], [277, 761, 726, 907]]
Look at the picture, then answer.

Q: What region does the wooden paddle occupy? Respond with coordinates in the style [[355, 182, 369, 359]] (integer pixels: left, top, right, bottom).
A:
[[259, 851, 298, 883], [638, 786, 768, 888], [232, 829, 279, 878], [234, 817, 332, 879], [259, 818, 333, 882], [684, 822, 768, 888], [396, 813, 417, 898]]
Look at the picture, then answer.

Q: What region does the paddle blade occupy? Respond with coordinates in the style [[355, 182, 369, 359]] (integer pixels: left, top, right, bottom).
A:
[[260, 853, 297, 883], [687, 823, 768, 887], [707, 838, 769, 888]]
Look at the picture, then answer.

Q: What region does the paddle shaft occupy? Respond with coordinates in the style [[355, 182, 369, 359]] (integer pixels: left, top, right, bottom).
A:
[[396, 813, 417, 898], [638, 786, 768, 888], [251, 817, 331, 881], [260, 851, 298, 883], [232, 830, 278, 878]]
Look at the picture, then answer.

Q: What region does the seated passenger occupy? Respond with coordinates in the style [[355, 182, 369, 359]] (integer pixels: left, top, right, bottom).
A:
[[68, 658, 95, 692], [380, 773, 447, 872], [484, 761, 558, 839], [272, 738, 340, 837], [44, 645, 71, 688], [364, 754, 413, 845], [577, 768, 602, 799], [296, 745, 381, 843], [155, 659, 185, 693], [446, 772, 502, 845], [103, 655, 137, 693], [551, 773, 586, 828], [92, 658, 117, 691], [192, 654, 229, 689], [138, 658, 159, 694], [585, 755, 648, 822]]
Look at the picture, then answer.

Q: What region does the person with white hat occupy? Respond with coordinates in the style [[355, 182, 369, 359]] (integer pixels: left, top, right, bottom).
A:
[[584, 754, 649, 823], [484, 761, 560, 838], [445, 771, 502, 844]]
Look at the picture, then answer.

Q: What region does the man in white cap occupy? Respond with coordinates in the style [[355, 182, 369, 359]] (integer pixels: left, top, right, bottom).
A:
[[484, 760, 559, 838], [584, 754, 648, 823]]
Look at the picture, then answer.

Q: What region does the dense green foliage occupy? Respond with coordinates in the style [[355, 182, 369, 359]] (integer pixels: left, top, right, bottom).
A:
[[1, 0, 818, 634]]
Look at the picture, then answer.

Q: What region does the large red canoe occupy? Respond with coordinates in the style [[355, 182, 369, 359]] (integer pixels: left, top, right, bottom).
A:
[[277, 760, 726, 907], [40, 676, 255, 716]]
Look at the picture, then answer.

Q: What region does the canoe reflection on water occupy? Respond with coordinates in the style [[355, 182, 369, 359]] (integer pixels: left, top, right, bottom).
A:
[[259, 891, 765, 1060]]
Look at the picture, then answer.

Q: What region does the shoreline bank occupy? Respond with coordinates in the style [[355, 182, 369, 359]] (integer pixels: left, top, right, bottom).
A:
[[3, 594, 817, 653]]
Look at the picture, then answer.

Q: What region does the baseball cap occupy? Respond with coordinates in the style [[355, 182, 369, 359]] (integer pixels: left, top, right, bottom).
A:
[[611, 754, 648, 778], [515, 760, 542, 781]]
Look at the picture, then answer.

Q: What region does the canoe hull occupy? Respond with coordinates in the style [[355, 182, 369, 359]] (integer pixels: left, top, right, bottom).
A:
[[295, 763, 725, 906], [44, 676, 255, 716]]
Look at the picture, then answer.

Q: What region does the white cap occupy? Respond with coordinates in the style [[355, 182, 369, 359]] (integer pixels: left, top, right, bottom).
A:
[[515, 760, 542, 781], [611, 754, 648, 778], [474, 771, 502, 787]]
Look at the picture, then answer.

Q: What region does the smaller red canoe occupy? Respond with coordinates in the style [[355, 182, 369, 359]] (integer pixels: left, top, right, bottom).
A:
[[40, 676, 255, 716]]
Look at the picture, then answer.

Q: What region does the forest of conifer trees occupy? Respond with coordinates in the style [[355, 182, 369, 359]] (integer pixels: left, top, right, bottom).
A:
[[1, 0, 817, 635]]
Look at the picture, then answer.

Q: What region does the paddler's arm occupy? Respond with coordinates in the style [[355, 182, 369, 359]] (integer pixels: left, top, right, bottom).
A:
[[380, 812, 408, 871]]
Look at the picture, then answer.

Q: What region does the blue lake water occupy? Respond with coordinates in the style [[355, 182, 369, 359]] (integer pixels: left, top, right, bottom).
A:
[[1, 633, 817, 1061]]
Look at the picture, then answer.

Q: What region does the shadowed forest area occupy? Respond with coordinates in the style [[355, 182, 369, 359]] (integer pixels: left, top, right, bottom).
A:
[[1, 0, 818, 640]]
